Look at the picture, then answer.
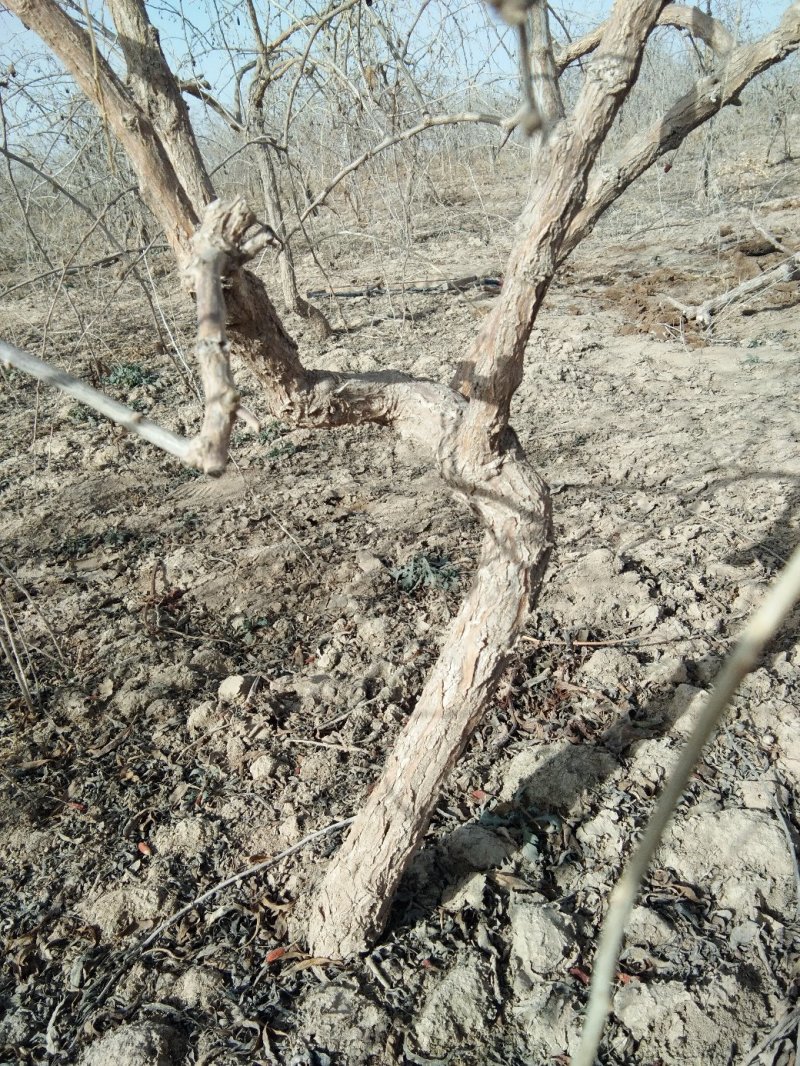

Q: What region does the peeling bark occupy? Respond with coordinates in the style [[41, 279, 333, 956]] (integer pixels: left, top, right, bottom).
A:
[[106, 0, 214, 215]]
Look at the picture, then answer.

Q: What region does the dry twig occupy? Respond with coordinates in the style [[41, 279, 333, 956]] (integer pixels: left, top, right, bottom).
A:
[[574, 542, 800, 1066]]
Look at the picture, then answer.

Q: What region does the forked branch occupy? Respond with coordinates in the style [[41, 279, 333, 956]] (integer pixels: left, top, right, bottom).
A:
[[666, 251, 800, 327], [0, 199, 282, 475], [557, 3, 735, 72], [563, 3, 800, 259]]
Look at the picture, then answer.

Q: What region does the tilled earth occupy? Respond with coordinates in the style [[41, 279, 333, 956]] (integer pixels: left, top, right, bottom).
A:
[[1, 159, 799, 1065]]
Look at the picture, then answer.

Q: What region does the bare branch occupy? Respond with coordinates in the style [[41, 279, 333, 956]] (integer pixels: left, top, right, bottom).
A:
[[0, 247, 163, 301], [529, 0, 565, 122], [106, 0, 214, 214], [455, 0, 667, 441], [178, 78, 245, 132], [183, 199, 281, 473], [292, 111, 505, 230], [573, 541, 800, 1066], [557, 3, 735, 72], [281, 0, 363, 149], [563, 5, 800, 258], [0, 339, 192, 463], [666, 252, 800, 327], [5, 0, 198, 260], [750, 214, 792, 255], [0, 200, 285, 475]]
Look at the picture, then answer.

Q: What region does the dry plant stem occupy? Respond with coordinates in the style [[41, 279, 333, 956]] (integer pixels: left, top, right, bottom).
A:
[[0, 560, 67, 667], [0, 593, 36, 715], [0, 340, 191, 463], [529, 0, 565, 122], [749, 215, 791, 255], [455, 0, 667, 432], [139, 817, 355, 954], [294, 112, 505, 229], [666, 252, 800, 327], [1, 202, 275, 476], [573, 542, 800, 1066], [742, 1006, 800, 1066], [75, 817, 354, 1037]]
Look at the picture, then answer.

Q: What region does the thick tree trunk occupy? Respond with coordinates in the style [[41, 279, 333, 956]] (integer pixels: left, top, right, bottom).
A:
[[14, 0, 798, 963], [307, 435, 551, 956], [106, 0, 214, 215], [306, 0, 670, 956]]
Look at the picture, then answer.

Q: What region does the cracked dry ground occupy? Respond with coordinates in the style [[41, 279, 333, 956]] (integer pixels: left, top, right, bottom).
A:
[[1, 169, 799, 1065]]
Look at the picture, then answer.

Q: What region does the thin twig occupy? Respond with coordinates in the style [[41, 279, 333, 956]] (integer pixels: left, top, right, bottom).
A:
[[573, 541, 800, 1066], [740, 1005, 800, 1065], [140, 816, 355, 952], [290, 111, 505, 233], [0, 592, 37, 713], [770, 787, 800, 921], [749, 214, 792, 255], [280, 735, 367, 755]]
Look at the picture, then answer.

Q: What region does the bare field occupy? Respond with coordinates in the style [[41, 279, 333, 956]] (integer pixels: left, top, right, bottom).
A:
[[1, 156, 799, 1065]]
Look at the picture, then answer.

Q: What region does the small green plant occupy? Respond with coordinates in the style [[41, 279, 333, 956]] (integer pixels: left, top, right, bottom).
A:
[[58, 532, 94, 559], [103, 363, 158, 388], [174, 465, 201, 482], [390, 553, 460, 593], [67, 404, 100, 426], [267, 441, 296, 460], [56, 526, 134, 559], [258, 420, 289, 444]]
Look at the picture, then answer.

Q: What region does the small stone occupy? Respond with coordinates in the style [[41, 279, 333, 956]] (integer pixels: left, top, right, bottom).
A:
[[441, 872, 487, 912], [509, 899, 573, 979], [355, 549, 382, 573], [78, 1023, 185, 1066], [250, 754, 278, 781], [218, 674, 256, 702]]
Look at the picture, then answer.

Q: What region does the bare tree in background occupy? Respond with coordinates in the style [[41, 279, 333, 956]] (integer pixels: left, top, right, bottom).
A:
[[2, 0, 800, 960]]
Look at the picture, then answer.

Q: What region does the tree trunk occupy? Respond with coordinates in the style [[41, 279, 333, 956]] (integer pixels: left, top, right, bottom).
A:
[[256, 140, 333, 337], [307, 433, 551, 956], [106, 0, 214, 215]]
